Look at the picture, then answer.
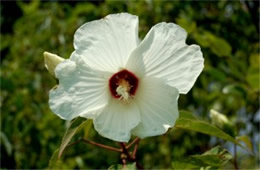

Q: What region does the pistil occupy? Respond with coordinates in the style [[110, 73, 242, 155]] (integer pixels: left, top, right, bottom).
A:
[[109, 69, 139, 100]]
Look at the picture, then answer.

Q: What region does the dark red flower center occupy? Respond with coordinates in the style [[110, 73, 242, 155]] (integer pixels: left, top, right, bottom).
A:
[[109, 69, 139, 100]]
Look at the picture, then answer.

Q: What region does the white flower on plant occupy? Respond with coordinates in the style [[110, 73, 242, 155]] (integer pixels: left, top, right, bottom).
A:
[[47, 13, 204, 142]]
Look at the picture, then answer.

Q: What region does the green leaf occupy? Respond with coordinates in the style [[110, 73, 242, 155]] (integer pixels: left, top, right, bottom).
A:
[[172, 159, 200, 169], [246, 67, 260, 90], [179, 110, 198, 120], [48, 119, 92, 169], [194, 31, 232, 57], [172, 155, 220, 169], [202, 146, 232, 165], [0, 131, 12, 156], [17, 0, 40, 14], [249, 53, 260, 68], [172, 146, 232, 169], [48, 149, 63, 169], [108, 163, 137, 170], [58, 117, 91, 158], [208, 34, 231, 57], [176, 17, 197, 34], [175, 116, 243, 148], [236, 136, 253, 153], [205, 66, 227, 82], [83, 119, 93, 139], [193, 32, 210, 47]]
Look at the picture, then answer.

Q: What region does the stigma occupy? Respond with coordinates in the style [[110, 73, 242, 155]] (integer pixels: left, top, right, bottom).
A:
[[109, 69, 139, 101]]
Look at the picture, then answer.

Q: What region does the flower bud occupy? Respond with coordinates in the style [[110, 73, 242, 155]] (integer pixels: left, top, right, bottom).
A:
[[44, 51, 65, 77], [210, 109, 229, 128]]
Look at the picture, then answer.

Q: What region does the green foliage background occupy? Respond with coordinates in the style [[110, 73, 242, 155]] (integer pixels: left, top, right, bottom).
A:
[[1, 0, 259, 169]]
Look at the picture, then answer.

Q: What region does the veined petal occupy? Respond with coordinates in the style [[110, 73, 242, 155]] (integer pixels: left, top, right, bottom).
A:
[[49, 59, 111, 120], [132, 77, 179, 138], [73, 13, 139, 73], [94, 99, 140, 142], [126, 22, 204, 94]]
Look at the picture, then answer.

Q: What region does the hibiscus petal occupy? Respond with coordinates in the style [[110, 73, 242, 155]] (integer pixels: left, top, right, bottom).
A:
[[49, 59, 110, 120], [93, 99, 140, 142], [126, 22, 204, 94], [73, 13, 139, 73], [132, 77, 179, 138]]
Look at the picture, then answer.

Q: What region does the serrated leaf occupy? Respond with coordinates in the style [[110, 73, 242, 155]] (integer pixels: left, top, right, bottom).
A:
[[203, 146, 222, 155], [175, 117, 243, 149], [202, 146, 232, 165], [172, 159, 199, 169], [172, 155, 218, 169], [108, 163, 137, 170], [58, 117, 89, 158], [48, 149, 63, 169], [172, 146, 232, 169]]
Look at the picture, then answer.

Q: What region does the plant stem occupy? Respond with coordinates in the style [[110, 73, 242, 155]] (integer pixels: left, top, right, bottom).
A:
[[234, 144, 239, 170], [67, 138, 122, 152], [132, 139, 140, 159], [120, 142, 133, 161], [121, 153, 127, 167], [81, 138, 122, 152], [66, 139, 83, 148], [119, 141, 144, 169], [66, 138, 143, 169], [126, 137, 140, 149]]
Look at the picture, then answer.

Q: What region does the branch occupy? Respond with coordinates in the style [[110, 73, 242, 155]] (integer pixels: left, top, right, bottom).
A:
[[66, 139, 83, 148], [132, 139, 140, 159], [126, 137, 140, 149], [119, 142, 144, 169], [233, 144, 239, 170], [120, 142, 135, 161], [66, 138, 122, 153], [66, 138, 143, 169], [81, 138, 122, 152]]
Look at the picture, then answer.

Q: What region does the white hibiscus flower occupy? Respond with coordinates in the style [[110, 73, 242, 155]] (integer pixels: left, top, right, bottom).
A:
[[47, 13, 204, 142]]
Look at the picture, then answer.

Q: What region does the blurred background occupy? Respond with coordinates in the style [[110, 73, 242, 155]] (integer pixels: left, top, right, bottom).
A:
[[0, 0, 259, 169]]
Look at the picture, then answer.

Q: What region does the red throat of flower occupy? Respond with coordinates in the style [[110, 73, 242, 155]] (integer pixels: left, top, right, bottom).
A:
[[109, 69, 139, 100]]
